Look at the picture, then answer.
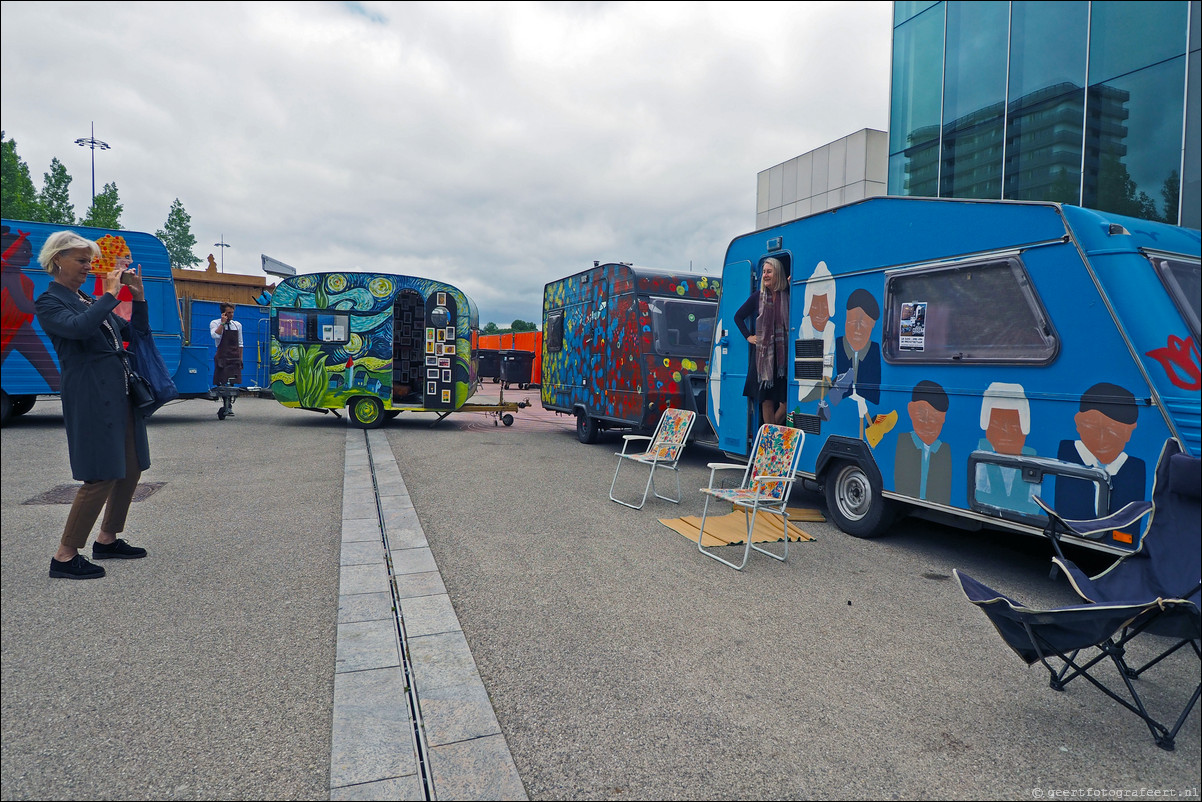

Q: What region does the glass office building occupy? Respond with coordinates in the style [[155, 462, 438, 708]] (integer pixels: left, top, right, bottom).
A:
[[889, 1, 1200, 229]]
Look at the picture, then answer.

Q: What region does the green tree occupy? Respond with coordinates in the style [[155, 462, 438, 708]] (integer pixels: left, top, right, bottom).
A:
[[156, 198, 201, 269], [1161, 170, 1180, 225], [482, 322, 500, 334], [80, 182, 123, 228], [510, 319, 537, 332], [37, 158, 75, 225], [1, 131, 42, 221]]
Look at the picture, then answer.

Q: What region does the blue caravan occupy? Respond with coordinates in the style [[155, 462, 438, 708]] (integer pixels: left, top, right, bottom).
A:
[[269, 271, 524, 428], [708, 197, 1200, 555], [1, 219, 211, 425]]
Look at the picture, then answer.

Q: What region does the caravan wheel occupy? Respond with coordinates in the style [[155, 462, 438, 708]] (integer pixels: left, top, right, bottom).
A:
[[349, 396, 385, 429], [576, 411, 599, 444], [10, 395, 35, 417], [824, 460, 895, 538]]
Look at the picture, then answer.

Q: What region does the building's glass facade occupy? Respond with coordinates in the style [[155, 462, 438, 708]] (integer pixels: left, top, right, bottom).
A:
[[889, 1, 1200, 229]]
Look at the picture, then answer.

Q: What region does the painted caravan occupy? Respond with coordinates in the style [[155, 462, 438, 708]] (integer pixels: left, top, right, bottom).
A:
[[2, 218, 211, 425], [542, 262, 721, 443], [269, 271, 525, 428], [708, 197, 1200, 555]]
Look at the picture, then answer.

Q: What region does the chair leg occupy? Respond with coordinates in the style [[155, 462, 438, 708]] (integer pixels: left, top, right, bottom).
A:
[[749, 508, 789, 563], [696, 493, 750, 571], [609, 457, 655, 510], [651, 464, 682, 504], [1033, 632, 1198, 751]]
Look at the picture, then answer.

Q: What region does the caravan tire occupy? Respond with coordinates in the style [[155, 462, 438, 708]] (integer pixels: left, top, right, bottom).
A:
[[350, 396, 385, 429], [824, 460, 895, 538], [10, 395, 35, 417], [576, 411, 599, 444]]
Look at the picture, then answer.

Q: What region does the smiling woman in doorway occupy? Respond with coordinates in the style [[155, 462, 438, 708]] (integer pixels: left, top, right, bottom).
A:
[[734, 256, 790, 426]]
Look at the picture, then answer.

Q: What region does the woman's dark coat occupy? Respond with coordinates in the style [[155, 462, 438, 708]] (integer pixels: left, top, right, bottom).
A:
[[34, 282, 150, 481]]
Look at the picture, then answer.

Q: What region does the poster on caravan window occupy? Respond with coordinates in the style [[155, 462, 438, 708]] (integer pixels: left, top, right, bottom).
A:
[[899, 301, 927, 351]]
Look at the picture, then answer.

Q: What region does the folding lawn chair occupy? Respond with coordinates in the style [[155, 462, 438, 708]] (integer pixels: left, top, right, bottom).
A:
[[609, 407, 696, 510], [695, 423, 805, 571], [955, 438, 1201, 750]]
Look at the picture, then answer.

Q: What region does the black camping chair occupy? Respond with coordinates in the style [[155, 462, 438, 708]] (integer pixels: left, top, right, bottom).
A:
[[956, 438, 1201, 751]]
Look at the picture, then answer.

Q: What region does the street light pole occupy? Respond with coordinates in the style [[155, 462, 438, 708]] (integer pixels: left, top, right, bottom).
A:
[[73, 121, 111, 204], [214, 236, 230, 272]]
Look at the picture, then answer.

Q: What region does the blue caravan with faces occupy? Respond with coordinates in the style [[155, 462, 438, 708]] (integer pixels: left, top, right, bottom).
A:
[[1, 218, 211, 425], [708, 197, 1200, 555]]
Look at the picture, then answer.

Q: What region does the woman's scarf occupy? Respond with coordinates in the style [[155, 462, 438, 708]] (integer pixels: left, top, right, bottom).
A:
[[756, 285, 788, 390]]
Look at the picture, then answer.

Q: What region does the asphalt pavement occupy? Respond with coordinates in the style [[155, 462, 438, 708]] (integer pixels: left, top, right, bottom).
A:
[[2, 388, 1199, 800]]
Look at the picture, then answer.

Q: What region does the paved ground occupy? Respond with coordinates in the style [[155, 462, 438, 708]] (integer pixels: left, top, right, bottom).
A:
[[2, 389, 1199, 800]]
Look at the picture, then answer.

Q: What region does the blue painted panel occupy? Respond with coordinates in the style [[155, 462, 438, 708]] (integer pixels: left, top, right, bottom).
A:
[[2, 219, 188, 399], [710, 196, 1201, 553]]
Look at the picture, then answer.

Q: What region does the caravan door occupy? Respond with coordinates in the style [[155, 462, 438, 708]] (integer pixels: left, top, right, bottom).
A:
[[711, 260, 755, 457]]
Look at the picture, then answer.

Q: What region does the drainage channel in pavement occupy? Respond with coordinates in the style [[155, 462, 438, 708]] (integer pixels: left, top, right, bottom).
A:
[[330, 428, 526, 801]]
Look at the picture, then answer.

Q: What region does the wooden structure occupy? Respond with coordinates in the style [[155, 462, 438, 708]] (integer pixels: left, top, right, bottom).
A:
[[172, 253, 276, 306]]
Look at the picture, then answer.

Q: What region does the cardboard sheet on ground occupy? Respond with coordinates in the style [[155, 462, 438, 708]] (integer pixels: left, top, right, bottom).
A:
[[659, 507, 822, 547]]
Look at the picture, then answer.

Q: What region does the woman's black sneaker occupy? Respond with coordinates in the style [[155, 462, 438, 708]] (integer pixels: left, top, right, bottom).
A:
[[49, 555, 106, 580], [92, 539, 147, 560]]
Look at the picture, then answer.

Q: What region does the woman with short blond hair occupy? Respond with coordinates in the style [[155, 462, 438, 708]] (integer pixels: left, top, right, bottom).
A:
[[35, 230, 153, 579]]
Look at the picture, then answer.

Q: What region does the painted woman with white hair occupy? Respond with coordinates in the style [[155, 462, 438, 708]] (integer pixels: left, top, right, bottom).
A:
[[34, 230, 153, 580], [974, 381, 1041, 516], [797, 261, 836, 403]]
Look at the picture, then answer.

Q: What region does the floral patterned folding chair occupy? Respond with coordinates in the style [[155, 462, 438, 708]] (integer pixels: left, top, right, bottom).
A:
[[695, 423, 806, 570], [609, 408, 696, 510]]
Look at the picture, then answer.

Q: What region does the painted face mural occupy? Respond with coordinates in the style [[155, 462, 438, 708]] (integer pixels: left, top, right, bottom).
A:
[[808, 294, 831, 334], [844, 305, 876, 353], [986, 407, 1026, 456], [1074, 408, 1137, 465], [908, 399, 946, 446]]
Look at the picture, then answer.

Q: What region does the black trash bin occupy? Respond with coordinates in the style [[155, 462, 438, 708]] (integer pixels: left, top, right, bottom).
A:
[[477, 349, 501, 383], [500, 350, 535, 389]]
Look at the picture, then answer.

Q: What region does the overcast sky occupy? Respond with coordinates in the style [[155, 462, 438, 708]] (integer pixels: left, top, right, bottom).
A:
[[1, 1, 892, 326]]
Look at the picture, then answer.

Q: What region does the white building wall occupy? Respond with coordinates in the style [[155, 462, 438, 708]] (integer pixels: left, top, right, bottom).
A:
[[756, 128, 888, 229]]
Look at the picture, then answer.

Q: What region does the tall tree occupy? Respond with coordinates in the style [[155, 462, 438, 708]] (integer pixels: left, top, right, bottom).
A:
[[510, 319, 537, 332], [1, 131, 42, 221], [156, 198, 201, 269], [80, 182, 123, 228], [37, 158, 75, 225], [1161, 170, 1180, 226]]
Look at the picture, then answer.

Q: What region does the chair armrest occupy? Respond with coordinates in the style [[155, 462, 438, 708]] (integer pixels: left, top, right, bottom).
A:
[[1035, 496, 1152, 538], [748, 475, 791, 497], [616, 434, 653, 457], [704, 462, 747, 489], [1034, 496, 1153, 559]]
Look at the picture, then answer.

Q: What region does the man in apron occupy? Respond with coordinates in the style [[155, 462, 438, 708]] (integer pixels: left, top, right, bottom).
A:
[[210, 302, 243, 394]]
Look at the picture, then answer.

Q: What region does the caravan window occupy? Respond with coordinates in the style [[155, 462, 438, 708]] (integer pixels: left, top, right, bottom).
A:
[[546, 312, 564, 353], [648, 298, 716, 358], [1148, 253, 1201, 343], [883, 257, 1058, 364], [276, 309, 351, 344]]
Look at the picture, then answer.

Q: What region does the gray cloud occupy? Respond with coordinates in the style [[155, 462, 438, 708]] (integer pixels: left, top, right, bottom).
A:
[[1, 1, 891, 326]]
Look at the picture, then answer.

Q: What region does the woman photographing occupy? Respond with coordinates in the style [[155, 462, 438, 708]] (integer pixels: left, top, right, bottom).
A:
[[35, 231, 152, 580]]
